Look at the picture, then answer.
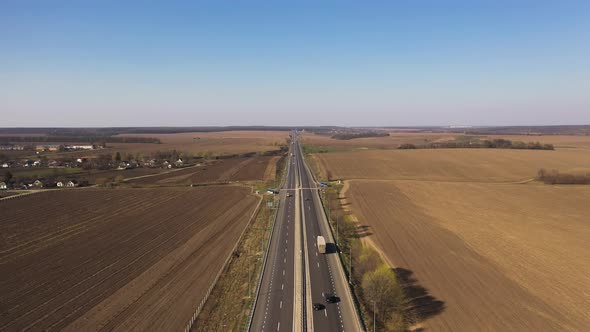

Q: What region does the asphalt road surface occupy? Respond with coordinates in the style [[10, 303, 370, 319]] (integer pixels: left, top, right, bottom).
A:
[[250, 131, 362, 332]]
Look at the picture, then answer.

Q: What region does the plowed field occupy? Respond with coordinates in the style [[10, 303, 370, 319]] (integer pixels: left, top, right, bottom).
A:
[[0, 187, 258, 331], [129, 156, 279, 185]]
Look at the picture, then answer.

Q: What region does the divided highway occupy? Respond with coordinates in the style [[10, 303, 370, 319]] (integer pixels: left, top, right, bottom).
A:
[[250, 131, 362, 332]]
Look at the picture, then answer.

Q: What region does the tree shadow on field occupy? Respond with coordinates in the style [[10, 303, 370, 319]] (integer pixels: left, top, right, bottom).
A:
[[355, 224, 373, 238], [394, 267, 445, 322]]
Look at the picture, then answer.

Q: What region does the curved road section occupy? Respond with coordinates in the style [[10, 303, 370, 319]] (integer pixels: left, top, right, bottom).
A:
[[250, 131, 363, 332]]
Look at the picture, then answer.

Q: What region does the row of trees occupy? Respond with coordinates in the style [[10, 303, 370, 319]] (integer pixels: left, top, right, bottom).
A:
[[332, 132, 390, 140], [399, 139, 554, 150], [322, 186, 407, 331], [537, 169, 590, 184]]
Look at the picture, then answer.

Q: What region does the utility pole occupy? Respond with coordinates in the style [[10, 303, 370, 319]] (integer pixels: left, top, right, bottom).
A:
[[248, 254, 252, 298], [349, 245, 352, 284], [336, 214, 339, 246]]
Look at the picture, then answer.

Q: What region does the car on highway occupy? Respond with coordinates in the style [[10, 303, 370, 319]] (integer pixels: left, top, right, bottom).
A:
[[286, 192, 292, 197], [313, 303, 325, 311], [324, 293, 340, 304]]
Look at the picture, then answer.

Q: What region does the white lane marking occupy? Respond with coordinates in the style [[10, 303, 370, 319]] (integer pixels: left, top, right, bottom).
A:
[[277, 322, 281, 331], [280, 300, 283, 308], [324, 309, 328, 317], [283, 269, 285, 276], [317, 262, 320, 268], [281, 283, 284, 290]]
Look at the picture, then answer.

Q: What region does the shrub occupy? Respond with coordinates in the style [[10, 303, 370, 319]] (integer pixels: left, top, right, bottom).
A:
[[398, 144, 417, 149], [537, 168, 590, 184]]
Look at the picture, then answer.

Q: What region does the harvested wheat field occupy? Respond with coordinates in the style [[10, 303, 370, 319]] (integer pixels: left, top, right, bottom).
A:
[[345, 181, 590, 331], [313, 148, 590, 182], [0, 187, 259, 331], [129, 156, 279, 185], [301, 132, 449, 150], [313, 148, 590, 331], [302, 132, 590, 153]]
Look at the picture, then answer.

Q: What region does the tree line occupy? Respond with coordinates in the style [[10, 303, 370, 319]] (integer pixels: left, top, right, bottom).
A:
[[323, 187, 407, 331], [0, 136, 161, 144], [537, 169, 590, 184], [331, 132, 390, 140], [399, 138, 554, 150]]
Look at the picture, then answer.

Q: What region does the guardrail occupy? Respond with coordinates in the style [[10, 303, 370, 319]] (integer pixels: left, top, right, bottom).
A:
[[184, 197, 263, 332]]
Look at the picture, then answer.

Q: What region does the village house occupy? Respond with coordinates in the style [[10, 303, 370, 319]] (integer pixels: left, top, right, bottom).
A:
[[0, 182, 7, 190], [0, 144, 24, 151], [56, 181, 64, 187], [1, 163, 9, 168], [32, 180, 43, 188], [69, 145, 94, 150], [66, 180, 79, 187], [35, 144, 60, 152], [175, 158, 184, 167]]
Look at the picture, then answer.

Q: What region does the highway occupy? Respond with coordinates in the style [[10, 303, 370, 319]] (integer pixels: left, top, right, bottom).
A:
[[250, 130, 362, 332], [250, 132, 297, 332]]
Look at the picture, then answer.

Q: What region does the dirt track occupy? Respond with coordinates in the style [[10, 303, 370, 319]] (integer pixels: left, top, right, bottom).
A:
[[0, 187, 258, 331]]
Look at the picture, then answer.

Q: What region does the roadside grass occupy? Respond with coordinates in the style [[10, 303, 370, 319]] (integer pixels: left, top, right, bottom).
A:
[[193, 154, 288, 331], [301, 144, 341, 154], [193, 195, 275, 332]]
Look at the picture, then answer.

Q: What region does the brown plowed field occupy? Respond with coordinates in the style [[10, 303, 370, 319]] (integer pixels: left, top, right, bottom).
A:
[[0, 187, 258, 331], [114, 130, 289, 156], [129, 156, 277, 185], [315, 149, 590, 331]]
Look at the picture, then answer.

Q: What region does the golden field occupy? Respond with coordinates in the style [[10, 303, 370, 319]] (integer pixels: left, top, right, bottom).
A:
[[312, 145, 590, 331], [301, 131, 590, 151], [313, 148, 590, 182]]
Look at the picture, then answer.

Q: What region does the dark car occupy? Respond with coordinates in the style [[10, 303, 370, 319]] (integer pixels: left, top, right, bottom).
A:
[[325, 293, 340, 303], [305, 197, 311, 201], [313, 303, 325, 311]]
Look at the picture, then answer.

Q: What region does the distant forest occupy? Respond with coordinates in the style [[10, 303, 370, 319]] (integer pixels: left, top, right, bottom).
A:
[[0, 126, 295, 136], [331, 132, 390, 140], [0, 136, 161, 144], [399, 138, 554, 150]]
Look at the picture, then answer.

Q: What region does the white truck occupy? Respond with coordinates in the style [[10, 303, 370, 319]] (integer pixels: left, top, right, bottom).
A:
[[317, 236, 326, 254]]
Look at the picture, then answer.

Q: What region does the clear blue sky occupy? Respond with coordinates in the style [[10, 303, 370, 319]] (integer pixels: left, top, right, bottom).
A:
[[1, 0, 589, 127]]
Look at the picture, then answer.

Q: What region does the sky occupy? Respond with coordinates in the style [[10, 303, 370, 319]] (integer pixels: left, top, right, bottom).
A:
[[1, 0, 589, 127]]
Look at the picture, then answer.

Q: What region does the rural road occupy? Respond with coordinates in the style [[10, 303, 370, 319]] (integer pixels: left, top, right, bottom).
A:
[[250, 131, 362, 331]]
